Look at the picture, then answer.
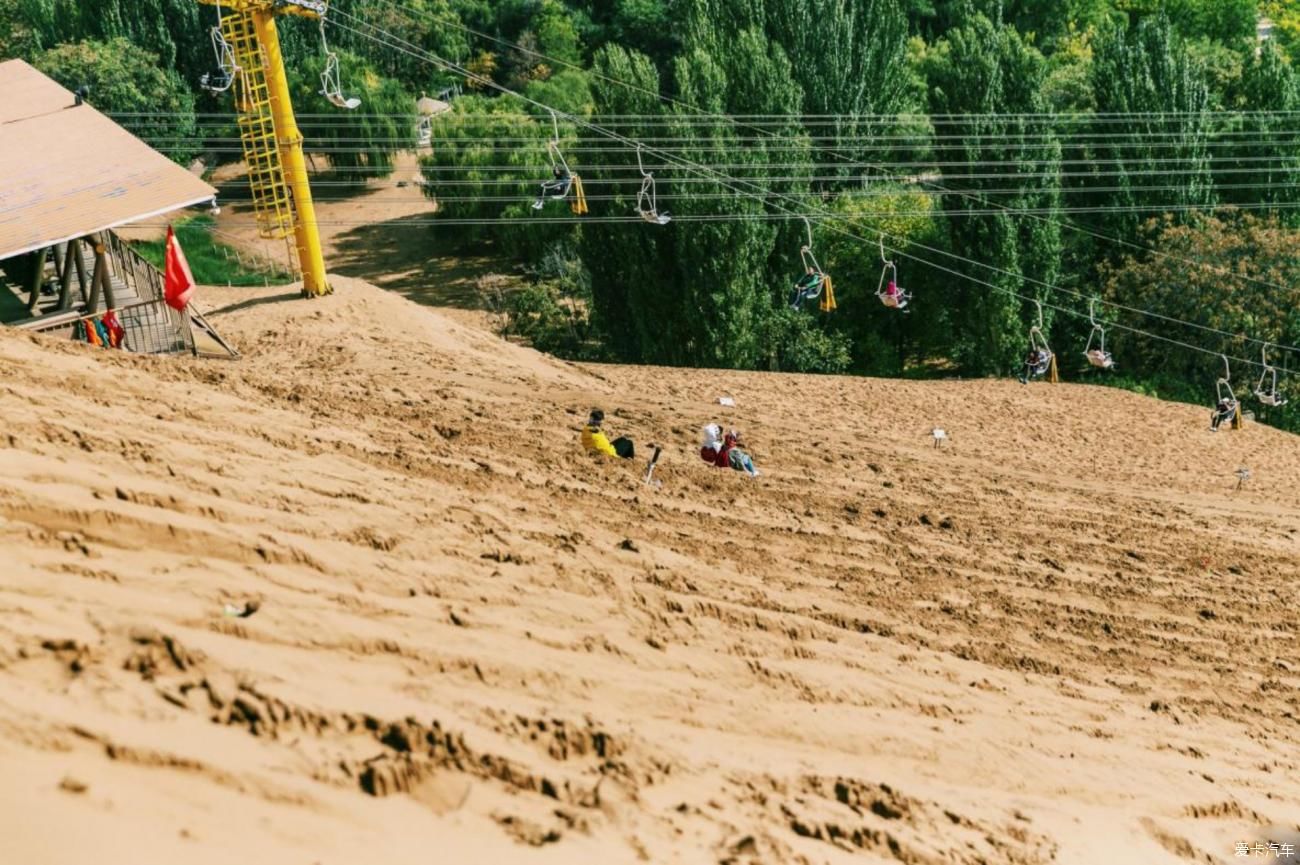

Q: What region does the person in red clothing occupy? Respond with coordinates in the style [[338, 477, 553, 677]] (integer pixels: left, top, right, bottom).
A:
[[699, 424, 759, 476]]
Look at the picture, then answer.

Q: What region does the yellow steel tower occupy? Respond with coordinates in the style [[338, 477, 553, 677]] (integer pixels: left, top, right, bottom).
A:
[[198, 0, 331, 297]]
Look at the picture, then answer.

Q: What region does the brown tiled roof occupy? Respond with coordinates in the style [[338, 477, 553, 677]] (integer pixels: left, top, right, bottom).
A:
[[0, 59, 216, 261]]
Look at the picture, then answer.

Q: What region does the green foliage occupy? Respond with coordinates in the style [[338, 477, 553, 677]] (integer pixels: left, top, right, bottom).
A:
[[1100, 213, 1300, 431], [500, 242, 606, 359], [1160, 0, 1257, 45], [610, 0, 679, 62], [132, 216, 291, 287], [1082, 15, 1213, 244], [18, 0, 206, 83], [925, 14, 1062, 374], [34, 37, 198, 165], [523, 68, 594, 116], [762, 307, 853, 373], [1217, 41, 1300, 220], [318, 0, 470, 90], [909, 0, 1118, 43], [1183, 36, 1244, 111], [420, 94, 572, 255], [581, 22, 814, 369], [0, 0, 39, 58], [1041, 28, 1096, 112], [1262, 2, 1300, 62], [535, 0, 583, 63], [289, 49, 416, 178], [817, 188, 942, 374]]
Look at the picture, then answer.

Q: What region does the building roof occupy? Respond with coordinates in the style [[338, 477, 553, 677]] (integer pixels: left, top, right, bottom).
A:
[[0, 59, 216, 261], [416, 95, 450, 116]]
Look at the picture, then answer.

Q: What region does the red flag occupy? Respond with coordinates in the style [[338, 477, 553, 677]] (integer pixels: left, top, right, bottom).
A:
[[163, 225, 196, 311]]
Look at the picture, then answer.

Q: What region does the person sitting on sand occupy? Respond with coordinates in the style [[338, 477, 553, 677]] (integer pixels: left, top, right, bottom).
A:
[[1209, 397, 1237, 432], [700, 424, 759, 477], [582, 409, 635, 458]]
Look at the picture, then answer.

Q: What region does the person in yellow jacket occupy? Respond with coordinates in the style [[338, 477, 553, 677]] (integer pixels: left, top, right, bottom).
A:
[[581, 408, 635, 459]]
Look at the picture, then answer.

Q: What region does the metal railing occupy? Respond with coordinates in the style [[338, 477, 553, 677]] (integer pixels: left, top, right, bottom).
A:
[[103, 232, 195, 355], [21, 233, 195, 356]]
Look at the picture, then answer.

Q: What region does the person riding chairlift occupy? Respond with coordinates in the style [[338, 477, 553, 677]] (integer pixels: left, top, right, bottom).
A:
[[1086, 348, 1114, 369], [582, 409, 635, 458], [700, 424, 759, 477], [881, 278, 906, 309], [1018, 348, 1052, 384], [533, 165, 573, 210], [791, 267, 824, 309], [201, 67, 233, 92], [1209, 397, 1238, 432]]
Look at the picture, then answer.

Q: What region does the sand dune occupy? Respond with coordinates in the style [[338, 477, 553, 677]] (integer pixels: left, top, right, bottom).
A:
[[2, 276, 1298, 864]]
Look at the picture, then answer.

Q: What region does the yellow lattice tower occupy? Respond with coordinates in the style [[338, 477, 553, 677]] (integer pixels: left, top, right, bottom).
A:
[[199, 0, 330, 297]]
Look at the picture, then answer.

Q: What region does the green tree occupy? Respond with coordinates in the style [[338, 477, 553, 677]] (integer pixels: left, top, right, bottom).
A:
[[419, 92, 569, 258], [925, 14, 1063, 374], [581, 44, 669, 357], [1099, 213, 1300, 431], [817, 187, 943, 374], [583, 21, 816, 370], [759, 0, 911, 182], [321, 0, 470, 92], [535, 0, 582, 63], [1162, 0, 1257, 45], [34, 37, 198, 164], [1218, 41, 1300, 220], [20, 0, 207, 84], [0, 0, 39, 58], [1262, 2, 1300, 62], [1082, 15, 1213, 245], [610, 0, 679, 64], [290, 49, 416, 178], [909, 0, 1116, 43]]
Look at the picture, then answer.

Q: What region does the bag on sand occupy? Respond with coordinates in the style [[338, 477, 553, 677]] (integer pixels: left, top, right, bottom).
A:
[[613, 436, 635, 459]]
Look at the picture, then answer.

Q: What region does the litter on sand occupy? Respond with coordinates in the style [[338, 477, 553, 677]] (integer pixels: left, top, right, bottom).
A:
[[223, 600, 261, 618]]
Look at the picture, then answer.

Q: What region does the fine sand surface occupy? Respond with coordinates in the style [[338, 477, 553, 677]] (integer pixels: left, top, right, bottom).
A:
[[2, 275, 1298, 865]]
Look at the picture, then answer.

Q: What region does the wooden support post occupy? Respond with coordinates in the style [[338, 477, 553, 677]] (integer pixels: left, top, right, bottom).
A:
[[72, 237, 89, 306], [86, 238, 105, 312], [52, 244, 64, 283], [86, 235, 117, 312], [25, 247, 45, 313], [57, 239, 77, 310], [99, 244, 117, 311]]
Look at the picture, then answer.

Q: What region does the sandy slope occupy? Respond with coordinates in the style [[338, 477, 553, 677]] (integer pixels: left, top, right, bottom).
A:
[[1, 276, 1298, 865]]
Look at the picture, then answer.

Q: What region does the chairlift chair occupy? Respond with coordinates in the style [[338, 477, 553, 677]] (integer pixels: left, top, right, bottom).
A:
[[1212, 354, 1243, 430], [533, 110, 586, 214], [1216, 354, 1237, 405], [318, 21, 361, 110], [1083, 299, 1114, 369], [875, 237, 911, 311], [790, 217, 835, 312], [417, 115, 432, 148], [634, 145, 670, 225], [200, 4, 239, 94], [1022, 300, 1057, 382], [1253, 343, 1288, 407]]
